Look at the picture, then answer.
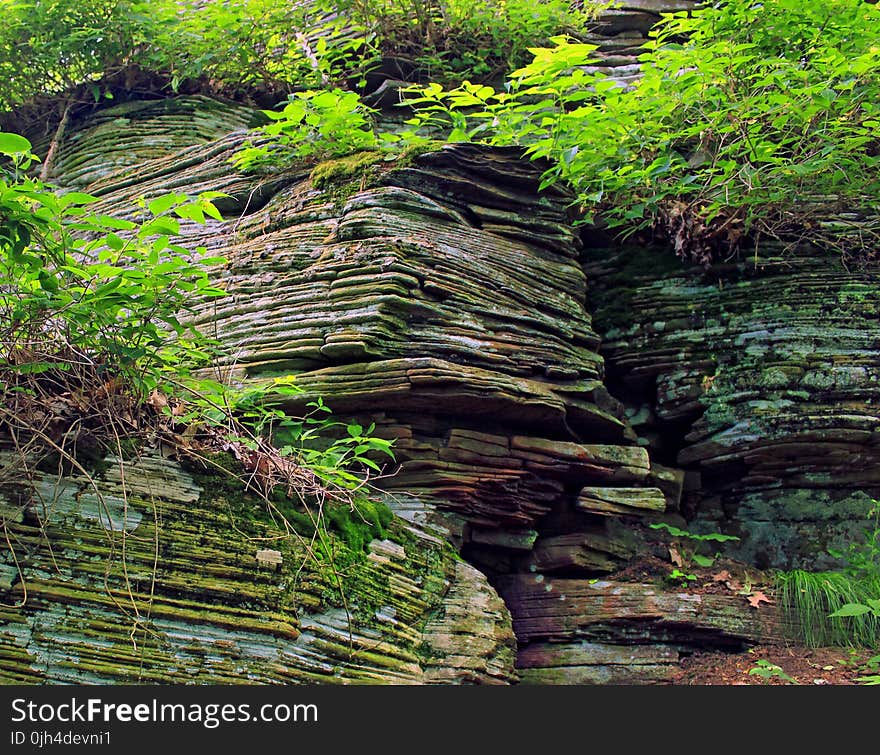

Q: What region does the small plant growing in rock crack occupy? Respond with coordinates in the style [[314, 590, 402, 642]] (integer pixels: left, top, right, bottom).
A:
[[184, 375, 396, 495], [649, 522, 740, 583], [748, 659, 798, 685], [231, 88, 388, 173]]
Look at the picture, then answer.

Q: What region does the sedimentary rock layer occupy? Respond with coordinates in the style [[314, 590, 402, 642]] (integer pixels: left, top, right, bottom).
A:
[[586, 245, 880, 569], [496, 573, 785, 684], [2, 96, 666, 684], [3, 88, 855, 685], [0, 451, 514, 684]]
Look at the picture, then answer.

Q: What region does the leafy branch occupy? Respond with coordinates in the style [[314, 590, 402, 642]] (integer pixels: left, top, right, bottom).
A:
[[398, 0, 880, 263]]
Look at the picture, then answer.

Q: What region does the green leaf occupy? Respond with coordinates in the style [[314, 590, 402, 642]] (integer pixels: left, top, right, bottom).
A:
[[58, 191, 99, 208], [175, 203, 206, 223], [699, 532, 741, 542], [561, 146, 579, 166], [84, 215, 137, 231], [37, 270, 59, 293], [346, 423, 363, 438], [104, 233, 125, 251], [148, 193, 184, 216], [649, 522, 688, 538], [139, 217, 180, 238], [828, 603, 871, 618], [692, 553, 715, 568], [0, 132, 31, 155], [200, 201, 223, 221]]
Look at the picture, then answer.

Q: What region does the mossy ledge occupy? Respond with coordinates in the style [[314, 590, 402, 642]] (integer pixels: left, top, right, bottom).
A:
[[0, 451, 515, 684], [309, 151, 385, 191]]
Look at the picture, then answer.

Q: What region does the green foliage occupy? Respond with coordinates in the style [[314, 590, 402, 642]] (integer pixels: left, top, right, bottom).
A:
[[137, 0, 593, 94], [856, 654, 880, 685], [748, 659, 798, 684], [336, 0, 598, 83], [0, 0, 372, 109], [0, 132, 226, 401], [828, 600, 880, 619], [777, 504, 880, 649], [649, 522, 741, 545], [138, 1, 373, 93], [829, 502, 880, 579], [0, 0, 597, 112], [404, 0, 880, 262], [0, 132, 396, 561], [0, 0, 143, 109], [805, 503, 880, 644], [232, 89, 382, 171], [649, 522, 740, 581], [667, 568, 697, 584], [775, 569, 880, 648], [216, 376, 396, 490]]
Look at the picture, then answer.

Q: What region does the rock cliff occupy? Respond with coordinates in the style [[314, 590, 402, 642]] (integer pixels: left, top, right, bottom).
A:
[[3, 1, 875, 685], [586, 245, 880, 571]]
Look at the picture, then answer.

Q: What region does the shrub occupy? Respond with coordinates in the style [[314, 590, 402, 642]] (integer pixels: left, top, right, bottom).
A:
[[0, 0, 599, 112], [405, 0, 880, 263], [336, 0, 598, 82], [0, 132, 394, 532], [231, 89, 380, 172]]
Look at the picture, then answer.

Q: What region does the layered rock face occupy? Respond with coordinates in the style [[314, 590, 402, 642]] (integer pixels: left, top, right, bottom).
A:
[[1, 451, 514, 684], [2, 88, 870, 685], [585, 246, 880, 570], [1, 96, 671, 684], [581, 1, 699, 87]]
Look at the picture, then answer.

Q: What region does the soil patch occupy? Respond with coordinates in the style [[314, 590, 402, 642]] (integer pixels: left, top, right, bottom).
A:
[[669, 644, 878, 685]]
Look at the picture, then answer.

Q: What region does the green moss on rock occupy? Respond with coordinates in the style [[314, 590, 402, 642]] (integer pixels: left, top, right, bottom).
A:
[[309, 151, 384, 191]]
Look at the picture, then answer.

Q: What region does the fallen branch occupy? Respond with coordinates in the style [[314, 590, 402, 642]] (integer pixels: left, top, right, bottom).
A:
[[39, 98, 73, 182]]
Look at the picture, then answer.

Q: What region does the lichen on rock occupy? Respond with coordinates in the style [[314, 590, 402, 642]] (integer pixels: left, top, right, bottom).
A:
[[586, 244, 880, 571]]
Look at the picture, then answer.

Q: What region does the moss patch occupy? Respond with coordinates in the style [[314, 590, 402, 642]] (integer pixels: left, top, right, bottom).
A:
[[268, 490, 394, 555], [309, 151, 384, 191], [392, 140, 445, 169]]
